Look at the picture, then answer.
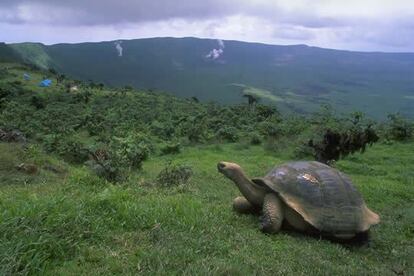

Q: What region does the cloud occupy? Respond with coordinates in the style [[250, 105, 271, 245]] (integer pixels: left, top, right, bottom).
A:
[[1, 0, 413, 27], [0, 0, 238, 25], [0, 0, 413, 52]]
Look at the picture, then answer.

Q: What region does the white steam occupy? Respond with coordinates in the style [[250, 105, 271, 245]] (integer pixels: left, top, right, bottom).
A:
[[217, 39, 225, 49], [115, 41, 123, 57], [206, 39, 225, 60]]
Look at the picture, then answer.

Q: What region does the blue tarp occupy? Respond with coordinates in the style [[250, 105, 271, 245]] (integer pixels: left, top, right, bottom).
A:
[[23, 73, 31, 81], [39, 79, 52, 87]]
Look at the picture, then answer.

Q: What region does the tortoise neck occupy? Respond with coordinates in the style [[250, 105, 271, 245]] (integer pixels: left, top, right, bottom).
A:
[[232, 169, 266, 206]]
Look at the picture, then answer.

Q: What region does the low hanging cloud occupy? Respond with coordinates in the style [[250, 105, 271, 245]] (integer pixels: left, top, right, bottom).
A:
[[206, 39, 225, 60], [0, 0, 413, 52]]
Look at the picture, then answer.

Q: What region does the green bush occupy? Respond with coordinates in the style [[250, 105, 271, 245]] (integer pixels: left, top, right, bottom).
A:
[[177, 113, 210, 143], [254, 104, 280, 120], [385, 113, 413, 141], [306, 112, 379, 163], [30, 95, 46, 109], [58, 138, 89, 164], [160, 142, 181, 155], [216, 126, 239, 142], [87, 147, 122, 182], [257, 116, 282, 137], [156, 162, 193, 187], [87, 133, 152, 182], [249, 133, 262, 145], [110, 133, 152, 169], [151, 121, 175, 139], [42, 134, 89, 164]]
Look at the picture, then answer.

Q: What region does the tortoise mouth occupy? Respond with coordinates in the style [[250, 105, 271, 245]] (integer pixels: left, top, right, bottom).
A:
[[217, 162, 226, 173]]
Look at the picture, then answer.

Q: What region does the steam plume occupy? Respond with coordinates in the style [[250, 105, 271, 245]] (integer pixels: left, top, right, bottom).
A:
[[206, 39, 225, 60], [115, 41, 123, 57]]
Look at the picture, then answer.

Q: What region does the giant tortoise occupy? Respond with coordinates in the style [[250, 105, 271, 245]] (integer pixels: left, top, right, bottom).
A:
[[217, 161, 380, 239]]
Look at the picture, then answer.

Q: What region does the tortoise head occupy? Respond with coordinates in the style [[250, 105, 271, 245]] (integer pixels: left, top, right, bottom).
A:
[[217, 161, 242, 180], [218, 161, 267, 206]]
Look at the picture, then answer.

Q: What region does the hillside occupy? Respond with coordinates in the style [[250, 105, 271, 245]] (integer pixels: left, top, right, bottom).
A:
[[0, 43, 22, 63], [0, 61, 413, 275], [5, 37, 414, 118]]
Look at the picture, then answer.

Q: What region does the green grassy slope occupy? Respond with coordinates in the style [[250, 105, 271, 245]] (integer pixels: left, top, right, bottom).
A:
[[1, 141, 413, 275], [0, 61, 413, 275], [6, 37, 414, 118]]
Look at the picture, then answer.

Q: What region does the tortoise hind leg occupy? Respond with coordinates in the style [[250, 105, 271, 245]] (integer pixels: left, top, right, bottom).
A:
[[260, 193, 284, 234], [233, 196, 258, 214]]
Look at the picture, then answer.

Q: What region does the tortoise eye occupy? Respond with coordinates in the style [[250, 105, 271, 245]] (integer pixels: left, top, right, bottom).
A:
[[217, 162, 226, 170]]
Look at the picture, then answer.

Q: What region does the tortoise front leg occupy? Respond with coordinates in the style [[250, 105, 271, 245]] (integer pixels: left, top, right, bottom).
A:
[[260, 193, 284, 233], [233, 196, 258, 214]]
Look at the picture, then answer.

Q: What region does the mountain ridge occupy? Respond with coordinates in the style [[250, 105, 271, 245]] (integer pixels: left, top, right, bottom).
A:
[[8, 36, 414, 54], [2, 37, 414, 118]]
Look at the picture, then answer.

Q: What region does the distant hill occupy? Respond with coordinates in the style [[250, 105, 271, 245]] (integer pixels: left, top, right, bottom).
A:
[[0, 43, 22, 63], [4, 37, 414, 118]]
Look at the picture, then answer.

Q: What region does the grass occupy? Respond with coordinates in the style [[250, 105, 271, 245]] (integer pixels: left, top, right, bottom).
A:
[[0, 141, 413, 275]]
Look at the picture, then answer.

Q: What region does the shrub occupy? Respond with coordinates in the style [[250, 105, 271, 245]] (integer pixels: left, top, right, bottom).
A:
[[42, 134, 89, 164], [42, 134, 62, 153], [151, 121, 175, 139], [306, 113, 379, 164], [293, 142, 314, 159], [257, 116, 283, 137], [160, 142, 181, 155], [87, 147, 122, 182], [254, 104, 280, 121], [110, 133, 152, 169], [216, 126, 239, 142], [30, 95, 46, 109], [58, 137, 89, 164], [178, 114, 209, 143], [385, 113, 413, 141], [156, 162, 193, 187], [249, 133, 262, 145], [87, 133, 152, 182], [0, 87, 12, 100]]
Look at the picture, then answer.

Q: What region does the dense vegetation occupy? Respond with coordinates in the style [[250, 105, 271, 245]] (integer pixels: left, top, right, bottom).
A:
[[4, 37, 414, 118], [1, 62, 413, 275], [2, 62, 402, 181]]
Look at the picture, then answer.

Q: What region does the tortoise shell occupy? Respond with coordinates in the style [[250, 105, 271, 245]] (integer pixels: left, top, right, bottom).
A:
[[257, 161, 379, 235]]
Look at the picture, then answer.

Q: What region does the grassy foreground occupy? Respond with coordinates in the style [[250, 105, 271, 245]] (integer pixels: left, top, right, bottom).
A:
[[0, 141, 413, 275]]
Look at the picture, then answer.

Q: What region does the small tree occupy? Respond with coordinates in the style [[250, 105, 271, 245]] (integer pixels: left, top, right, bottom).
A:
[[56, 74, 66, 84], [243, 94, 259, 108], [307, 113, 379, 164]]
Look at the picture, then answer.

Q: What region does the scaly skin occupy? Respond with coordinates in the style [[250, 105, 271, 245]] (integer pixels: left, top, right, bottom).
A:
[[260, 193, 284, 233], [219, 161, 313, 235], [233, 196, 258, 214], [217, 162, 267, 206], [218, 161, 284, 233]]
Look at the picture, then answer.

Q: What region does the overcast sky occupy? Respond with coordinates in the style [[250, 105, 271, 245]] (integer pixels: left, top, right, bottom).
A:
[[0, 0, 413, 52]]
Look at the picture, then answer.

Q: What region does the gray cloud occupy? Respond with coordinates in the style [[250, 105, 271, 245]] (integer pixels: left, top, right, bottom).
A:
[[0, 0, 413, 52], [0, 0, 391, 28], [274, 25, 316, 40], [0, 0, 239, 25]]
